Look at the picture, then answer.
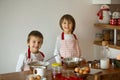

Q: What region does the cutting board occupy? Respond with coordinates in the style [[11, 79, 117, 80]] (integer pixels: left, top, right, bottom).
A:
[[90, 68, 102, 74]]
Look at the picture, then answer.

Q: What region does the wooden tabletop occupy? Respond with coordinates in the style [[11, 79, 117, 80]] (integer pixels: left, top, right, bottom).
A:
[[0, 68, 120, 80], [94, 68, 120, 80], [0, 71, 32, 80]]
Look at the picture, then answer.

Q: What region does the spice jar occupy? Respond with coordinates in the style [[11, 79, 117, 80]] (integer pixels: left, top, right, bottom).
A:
[[95, 33, 103, 42], [51, 63, 62, 80], [103, 29, 110, 41]]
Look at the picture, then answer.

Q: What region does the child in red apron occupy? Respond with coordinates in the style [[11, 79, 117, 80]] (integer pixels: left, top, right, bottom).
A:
[[16, 30, 45, 72], [54, 14, 81, 63]]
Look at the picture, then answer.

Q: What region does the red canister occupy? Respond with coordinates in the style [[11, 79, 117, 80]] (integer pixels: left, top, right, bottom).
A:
[[118, 18, 120, 25], [110, 18, 118, 25]]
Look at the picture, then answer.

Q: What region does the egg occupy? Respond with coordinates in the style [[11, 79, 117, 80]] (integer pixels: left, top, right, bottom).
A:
[[34, 78, 38, 80], [79, 69, 83, 74], [29, 76, 35, 80], [82, 70, 88, 74], [74, 67, 80, 73], [36, 75, 41, 80], [84, 67, 90, 72]]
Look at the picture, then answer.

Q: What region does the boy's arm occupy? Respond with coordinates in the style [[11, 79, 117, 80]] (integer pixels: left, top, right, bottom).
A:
[[16, 54, 24, 72]]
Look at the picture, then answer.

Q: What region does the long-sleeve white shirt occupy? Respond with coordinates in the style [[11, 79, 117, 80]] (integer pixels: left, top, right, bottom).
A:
[[16, 51, 44, 72]]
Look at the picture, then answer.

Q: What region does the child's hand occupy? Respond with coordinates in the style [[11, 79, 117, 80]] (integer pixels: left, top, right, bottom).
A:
[[26, 58, 33, 64]]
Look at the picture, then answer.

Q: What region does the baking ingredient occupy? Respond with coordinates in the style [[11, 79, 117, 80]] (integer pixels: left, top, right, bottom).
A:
[[74, 67, 90, 75], [84, 67, 90, 73], [29, 76, 34, 80], [78, 69, 83, 74], [51, 63, 62, 80], [36, 75, 41, 80], [74, 67, 80, 73], [29, 75, 41, 80]]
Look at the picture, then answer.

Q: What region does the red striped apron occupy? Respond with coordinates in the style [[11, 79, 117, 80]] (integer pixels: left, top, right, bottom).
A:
[[60, 32, 81, 58], [23, 48, 45, 71]]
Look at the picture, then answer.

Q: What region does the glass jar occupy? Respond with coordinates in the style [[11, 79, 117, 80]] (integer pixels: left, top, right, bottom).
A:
[[100, 46, 110, 69], [103, 30, 110, 41], [95, 33, 103, 41], [51, 63, 62, 80]]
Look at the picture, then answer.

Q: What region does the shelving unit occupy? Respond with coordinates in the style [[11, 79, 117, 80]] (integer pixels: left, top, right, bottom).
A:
[[94, 23, 120, 30], [94, 23, 120, 50], [94, 41, 120, 50]]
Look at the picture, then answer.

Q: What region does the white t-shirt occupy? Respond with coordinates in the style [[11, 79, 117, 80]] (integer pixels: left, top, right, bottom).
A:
[[16, 51, 44, 72], [54, 33, 78, 63]]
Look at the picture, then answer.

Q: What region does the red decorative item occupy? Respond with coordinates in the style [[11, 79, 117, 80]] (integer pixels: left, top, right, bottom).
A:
[[97, 5, 111, 24], [118, 18, 120, 25], [110, 18, 118, 25], [97, 9, 110, 20]]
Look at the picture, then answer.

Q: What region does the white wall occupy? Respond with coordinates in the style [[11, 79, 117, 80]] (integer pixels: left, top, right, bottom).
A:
[[0, 0, 100, 73]]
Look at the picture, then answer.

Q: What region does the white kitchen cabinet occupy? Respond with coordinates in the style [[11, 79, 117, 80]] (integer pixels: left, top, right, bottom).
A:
[[92, 0, 120, 4], [93, 44, 120, 59], [109, 48, 120, 58]]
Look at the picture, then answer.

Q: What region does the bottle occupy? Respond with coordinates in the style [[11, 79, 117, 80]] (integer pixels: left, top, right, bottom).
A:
[[51, 63, 62, 80], [100, 46, 110, 69]]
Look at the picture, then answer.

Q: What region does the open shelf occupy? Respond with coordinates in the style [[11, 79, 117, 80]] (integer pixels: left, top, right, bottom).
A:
[[94, 41, 120, 50], [94, 23, 120, 49], [94, 23, 120, 30]]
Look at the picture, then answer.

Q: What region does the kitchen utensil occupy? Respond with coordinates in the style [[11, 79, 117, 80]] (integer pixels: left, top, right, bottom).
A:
[[29, 61, 50, 68], [45, 55, 57, 62]]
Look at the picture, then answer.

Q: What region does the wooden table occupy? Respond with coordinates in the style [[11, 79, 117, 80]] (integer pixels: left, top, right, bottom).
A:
[[92, 68, 120, 80], [0, 71, 32, 80], [0, 68, 120, 80]]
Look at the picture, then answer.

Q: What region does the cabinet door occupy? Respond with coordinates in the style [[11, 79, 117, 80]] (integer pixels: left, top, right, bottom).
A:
[[109, 48, 120, 58], [92, 0, 120, 4]]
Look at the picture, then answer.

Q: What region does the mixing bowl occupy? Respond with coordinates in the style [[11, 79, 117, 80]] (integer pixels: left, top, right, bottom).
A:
[[62, 57, 86, 68]]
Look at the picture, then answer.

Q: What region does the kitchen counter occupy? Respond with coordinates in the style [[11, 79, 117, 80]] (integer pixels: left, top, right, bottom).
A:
[[93, 68, 120, 80]]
